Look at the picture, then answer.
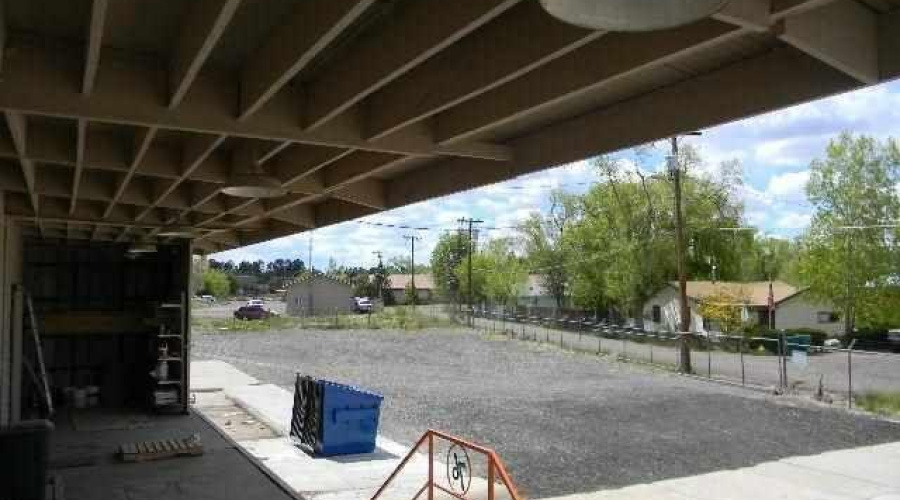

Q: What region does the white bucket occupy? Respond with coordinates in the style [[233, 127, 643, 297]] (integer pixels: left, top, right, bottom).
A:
[[86, 385, 100, 407], [73, 388, 88, 409]]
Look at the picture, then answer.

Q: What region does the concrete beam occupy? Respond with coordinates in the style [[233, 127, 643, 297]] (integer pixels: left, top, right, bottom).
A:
[[134, 133, 226, 222], [69, 119, 87, 214], [239, 0, 376, 120], [272, 145, 354, 187], [266, 204, 316, 228], [389, 47, 857, 208], [713, 0, 772, 31], [303, 0, 521, 129], [879, 9, 900, 80], [314, 199, 377, 228], [434, 20, 741, 144], [364, 1, 602, 139], [3, 112, 38, 215], [322, 151, 402, 188], [778, 0, 879, 84], [0, 45, 510, 161], [82, 0, 108, 95], [169, 0, 242, 108], [103, 127, 158, 218], [331, 178, 385, 210]]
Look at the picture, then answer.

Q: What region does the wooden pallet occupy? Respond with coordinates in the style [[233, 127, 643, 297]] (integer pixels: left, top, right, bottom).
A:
[[118, 434, 204, 463]]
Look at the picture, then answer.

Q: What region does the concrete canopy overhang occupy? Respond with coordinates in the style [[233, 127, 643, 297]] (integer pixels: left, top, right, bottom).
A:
[[0, 0, 897, 253]]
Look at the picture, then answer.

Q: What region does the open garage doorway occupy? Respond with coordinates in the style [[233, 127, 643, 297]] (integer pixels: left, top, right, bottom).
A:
[[18, 238, 193, 417]]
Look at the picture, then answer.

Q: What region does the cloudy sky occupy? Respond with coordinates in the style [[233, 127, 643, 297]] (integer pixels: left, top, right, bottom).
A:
[[213, 81, 900, 270]]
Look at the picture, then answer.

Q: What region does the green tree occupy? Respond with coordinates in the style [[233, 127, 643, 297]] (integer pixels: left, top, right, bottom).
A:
[[737, 236, 801, 283], [520, 190, 577, 309], [797, 133, 900, 332], [562, 152, 745, 320], [455, 251, 490, 305], [430, 232, 469, 301], [696, 289, 749, 333], [456, 238, 527, 308], [202, 270, 232, 298]]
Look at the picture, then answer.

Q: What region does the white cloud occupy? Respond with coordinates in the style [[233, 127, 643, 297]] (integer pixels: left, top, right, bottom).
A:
[[765, 170, 809, 200]]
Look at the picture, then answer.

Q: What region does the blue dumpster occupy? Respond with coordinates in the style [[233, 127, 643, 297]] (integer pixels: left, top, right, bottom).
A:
[[290, 375, 383, 457], [319, 380, 383, 456]]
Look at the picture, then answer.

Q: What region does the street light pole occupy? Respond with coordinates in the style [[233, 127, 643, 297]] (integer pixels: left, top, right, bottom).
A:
[[670, 133, 700, 374]]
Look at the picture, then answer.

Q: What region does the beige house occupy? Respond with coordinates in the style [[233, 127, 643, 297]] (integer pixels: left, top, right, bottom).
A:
[[388, 274, 434, 304], [285, 275, 354, 316], [643, 281, 843, 335]]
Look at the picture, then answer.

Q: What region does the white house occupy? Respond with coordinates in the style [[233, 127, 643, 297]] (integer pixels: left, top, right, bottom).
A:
[[285, 275, 354, 316], [643, 281, 843, 335], [517, 274, 561, 309]]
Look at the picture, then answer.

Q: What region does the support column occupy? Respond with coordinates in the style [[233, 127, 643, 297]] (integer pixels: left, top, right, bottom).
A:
[[2, 209, 23, 424], [0, 192, 8, 426]]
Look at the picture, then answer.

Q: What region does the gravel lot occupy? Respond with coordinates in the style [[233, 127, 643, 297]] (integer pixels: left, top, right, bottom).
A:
[[193, 328, 900, 498]]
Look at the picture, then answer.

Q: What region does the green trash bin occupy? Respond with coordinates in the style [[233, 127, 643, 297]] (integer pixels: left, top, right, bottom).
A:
[[786, 334, 811, 354]]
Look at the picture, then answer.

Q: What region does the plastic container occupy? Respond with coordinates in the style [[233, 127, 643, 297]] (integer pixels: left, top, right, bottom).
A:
[[290, 375, 383, 457], [0, 419, 54, 500], [86, 385, 100, 407], [786, 334, 811, 353], [318, 380, 383, 456], [73, 388, 88, 409]]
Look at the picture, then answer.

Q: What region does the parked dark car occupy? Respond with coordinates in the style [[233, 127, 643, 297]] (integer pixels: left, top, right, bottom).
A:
[[234, 305, 277, 320]]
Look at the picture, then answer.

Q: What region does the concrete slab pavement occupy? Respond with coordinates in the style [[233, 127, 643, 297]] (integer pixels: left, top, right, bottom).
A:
[[191, 359, 260, 391], [191, 360, 900, 500], [192, 361, 501, 500], [544, 442, 900, 500]]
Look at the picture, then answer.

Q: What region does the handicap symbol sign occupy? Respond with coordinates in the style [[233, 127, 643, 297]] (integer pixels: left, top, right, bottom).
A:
[[446, 444, 472, 495]]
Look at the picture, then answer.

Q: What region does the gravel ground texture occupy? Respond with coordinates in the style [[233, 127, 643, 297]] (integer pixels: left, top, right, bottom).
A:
[[193, 328, 900, 499]]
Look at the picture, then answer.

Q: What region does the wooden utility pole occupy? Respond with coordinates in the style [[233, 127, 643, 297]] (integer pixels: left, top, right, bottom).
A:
[[670, 135, 695, 374], [373, 250, 384, 302], [459, 218, 483, 326], [403, 235, 421, 306]]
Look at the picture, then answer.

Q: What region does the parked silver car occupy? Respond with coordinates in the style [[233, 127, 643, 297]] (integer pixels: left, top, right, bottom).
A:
[[353, 297, 373, 313]]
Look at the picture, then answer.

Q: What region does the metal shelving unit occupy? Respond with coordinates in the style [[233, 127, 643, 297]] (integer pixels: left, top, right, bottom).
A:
[[151, 293, 186, 411]]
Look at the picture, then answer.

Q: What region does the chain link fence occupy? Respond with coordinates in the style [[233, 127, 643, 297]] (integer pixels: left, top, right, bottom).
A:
[[453, 306, 900, 407]]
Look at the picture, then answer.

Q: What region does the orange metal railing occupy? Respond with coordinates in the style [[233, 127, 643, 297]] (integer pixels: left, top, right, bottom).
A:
[[370, 429, 523, 500]]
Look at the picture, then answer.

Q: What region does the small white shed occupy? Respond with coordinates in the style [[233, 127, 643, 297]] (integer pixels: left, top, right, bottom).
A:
[[285, 275, 354, 316]]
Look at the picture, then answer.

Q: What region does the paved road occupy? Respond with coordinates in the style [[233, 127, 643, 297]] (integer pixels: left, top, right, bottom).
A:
[[472, 315, 900, 400], [192, 327, 900, 499]]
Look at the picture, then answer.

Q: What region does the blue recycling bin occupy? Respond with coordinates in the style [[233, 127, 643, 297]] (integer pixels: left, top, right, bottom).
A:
[[290, 375, 383, 457], [319, 380, 383, 456]]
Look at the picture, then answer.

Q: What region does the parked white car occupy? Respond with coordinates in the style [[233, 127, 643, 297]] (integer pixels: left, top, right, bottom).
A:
[[823, 338, 841, 350]]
